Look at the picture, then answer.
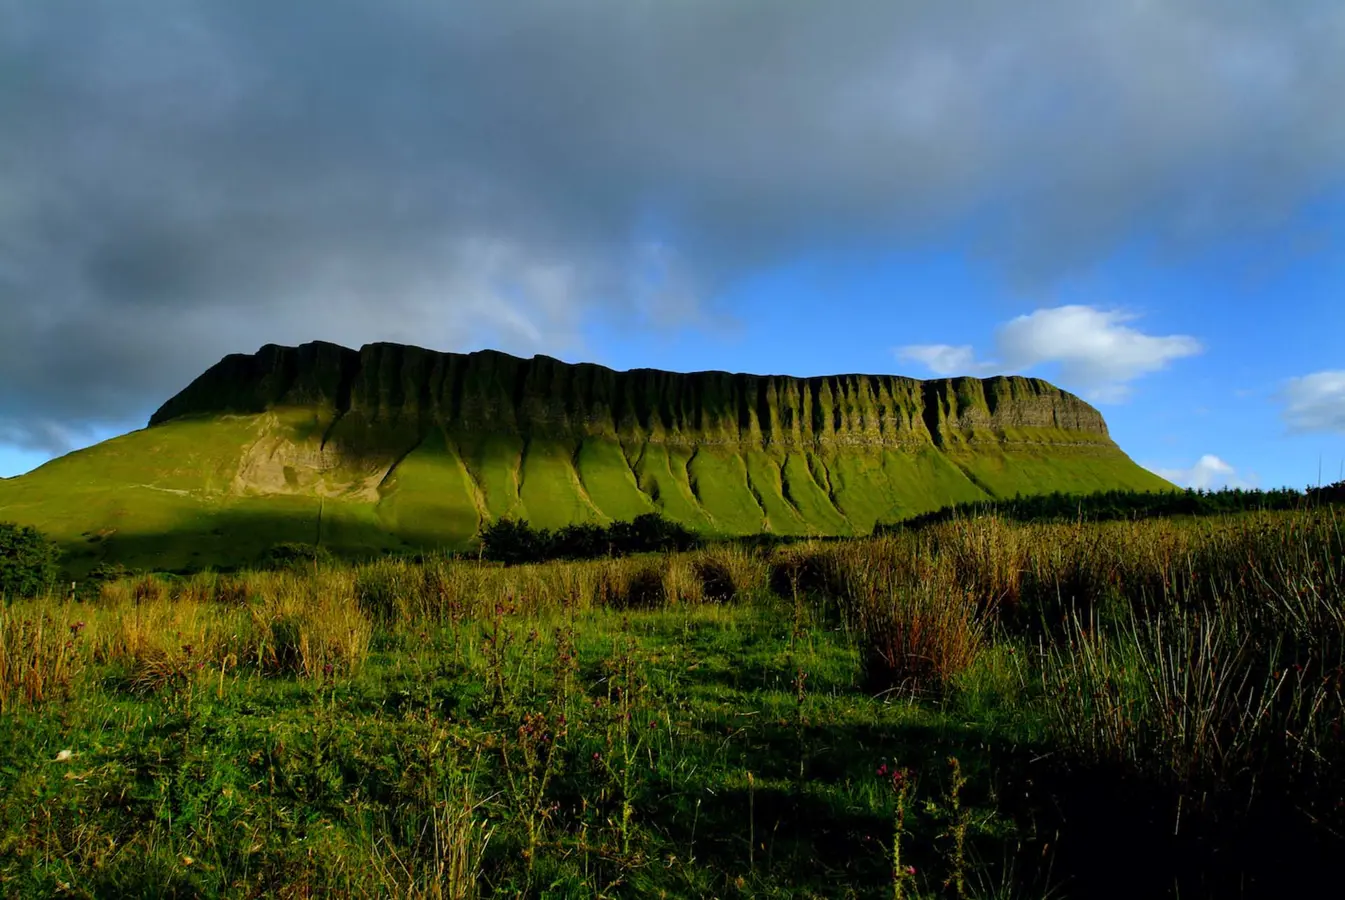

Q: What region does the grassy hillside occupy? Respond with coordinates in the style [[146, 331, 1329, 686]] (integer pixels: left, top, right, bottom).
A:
[[0, 343, 1173, 573], [0, 417, 1169, 575]]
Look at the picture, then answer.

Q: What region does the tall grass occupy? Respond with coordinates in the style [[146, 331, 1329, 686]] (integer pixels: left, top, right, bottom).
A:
[[2, 507, 1342, 894], [0, 605, 85, 712], [1032, 509, 1345, 834]]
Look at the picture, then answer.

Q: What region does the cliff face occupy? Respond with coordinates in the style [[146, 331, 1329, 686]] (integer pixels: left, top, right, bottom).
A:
[[150, 341, 1110, 447]]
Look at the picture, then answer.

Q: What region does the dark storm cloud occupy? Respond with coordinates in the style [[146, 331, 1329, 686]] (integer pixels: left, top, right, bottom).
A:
[[3, 0, 1344, 451]]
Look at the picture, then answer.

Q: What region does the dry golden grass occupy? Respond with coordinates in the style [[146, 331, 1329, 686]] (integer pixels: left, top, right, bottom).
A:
[[0, 604, 86, 712]]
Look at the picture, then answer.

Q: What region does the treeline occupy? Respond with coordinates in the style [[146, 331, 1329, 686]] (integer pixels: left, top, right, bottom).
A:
[[879, 482, 1345, 532], [480, 513, 698, 565]]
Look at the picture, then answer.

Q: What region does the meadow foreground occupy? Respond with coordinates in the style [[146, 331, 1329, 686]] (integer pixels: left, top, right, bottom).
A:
[[2, 510, 1342, 898]]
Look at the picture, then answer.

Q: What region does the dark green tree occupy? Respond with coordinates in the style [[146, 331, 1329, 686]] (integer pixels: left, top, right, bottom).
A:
[[480, 518, 550, 565], [0, 522, 62, 600]]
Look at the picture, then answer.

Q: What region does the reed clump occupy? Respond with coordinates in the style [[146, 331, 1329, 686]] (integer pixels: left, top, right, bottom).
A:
[[0, 606, 86, 712]]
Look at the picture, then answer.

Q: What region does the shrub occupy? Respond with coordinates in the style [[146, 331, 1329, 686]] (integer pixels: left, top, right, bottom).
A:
[[768, 546, 844, 600], [618, 513, 697, 554], [480, 518, 549, 565], [618, 566, 667, 610], [263, 542, 335, 569], [480, 513, 698, 564], [551, 522, 609, 559], [87, 561, 130, 584], [858, 582, 987, 696], [694, 556, 737, 604], [0, 523, 61, 601]]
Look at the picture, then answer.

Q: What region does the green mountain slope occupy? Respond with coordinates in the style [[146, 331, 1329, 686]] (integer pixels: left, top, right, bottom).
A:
[[0, 341, 1172, 572]]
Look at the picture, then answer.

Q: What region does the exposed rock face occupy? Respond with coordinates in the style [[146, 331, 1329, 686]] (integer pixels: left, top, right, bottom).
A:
[[150, 341, 1111, 448]]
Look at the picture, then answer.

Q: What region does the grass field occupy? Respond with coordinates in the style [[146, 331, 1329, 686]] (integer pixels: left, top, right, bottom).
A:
[[2, 507, 1341, 898], [0, 409, 1172, 575]]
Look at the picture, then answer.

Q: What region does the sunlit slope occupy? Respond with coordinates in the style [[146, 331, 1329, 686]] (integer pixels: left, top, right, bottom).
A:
[[0, 340, 1173, 572], [0, 411, 399, 573]]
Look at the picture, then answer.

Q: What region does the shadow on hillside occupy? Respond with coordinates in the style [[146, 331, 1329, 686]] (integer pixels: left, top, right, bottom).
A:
[[58, 506, 470, 576]]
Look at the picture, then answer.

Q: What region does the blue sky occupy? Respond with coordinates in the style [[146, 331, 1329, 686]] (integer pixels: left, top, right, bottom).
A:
[[2, 1, 1343, 489]]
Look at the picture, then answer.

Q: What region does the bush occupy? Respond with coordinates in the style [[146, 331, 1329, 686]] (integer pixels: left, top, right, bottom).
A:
[[694, 557, 737, 604], [479, 519, 549, 565], [614, 513, 697, 555], [262, 542, 334, 569], [618, 566, 667, 610], [551, 522, 609, 559], [87, 561, 131, 584], [479, 514, 698, 565], [0, 523, 61, 601]]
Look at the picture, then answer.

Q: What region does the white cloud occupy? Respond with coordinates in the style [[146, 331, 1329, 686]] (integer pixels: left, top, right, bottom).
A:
[[997, 306, 1202, 387], [894, 344, 995, 377], [1282, 371, 1345, 433], [1152, 454, 1253, 490], [897, 304, 1202, 400]]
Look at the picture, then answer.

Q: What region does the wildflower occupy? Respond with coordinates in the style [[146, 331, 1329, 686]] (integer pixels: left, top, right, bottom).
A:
[[69, 621, 86, 637], [905, 865, 916, 875], [592, 751, 601, 761], [877, 763, 889, 777], [649, 720, 658, 729]]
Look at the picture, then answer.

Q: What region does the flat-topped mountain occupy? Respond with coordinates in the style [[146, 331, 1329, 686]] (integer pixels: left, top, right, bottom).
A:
[[150, 341, 1110, 442], [0, 341, 1170, 571]]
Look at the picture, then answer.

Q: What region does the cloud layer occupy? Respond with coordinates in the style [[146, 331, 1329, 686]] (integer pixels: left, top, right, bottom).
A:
[[1282, 371, 1345, 433], [4, 1, 1345, 450], [897, 305, 1202, 400]]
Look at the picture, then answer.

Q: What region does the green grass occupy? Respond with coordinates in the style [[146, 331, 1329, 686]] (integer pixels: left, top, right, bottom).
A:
[[945, 444, 1173, 499], [574, 438, 658, 524], [2, 509, 1342, 897], [0, 591, 1034, 898], [518, 439, 606, 531], [376, 428, 485, 549], [686, 447, 769, 536]]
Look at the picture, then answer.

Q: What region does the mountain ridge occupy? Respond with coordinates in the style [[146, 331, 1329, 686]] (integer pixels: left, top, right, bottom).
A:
[[0, 341, 1172, 572], [149, 340, 1112, 447]]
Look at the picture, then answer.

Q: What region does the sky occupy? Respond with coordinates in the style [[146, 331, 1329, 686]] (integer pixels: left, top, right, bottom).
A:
[[2, 0, 1343, 489]]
